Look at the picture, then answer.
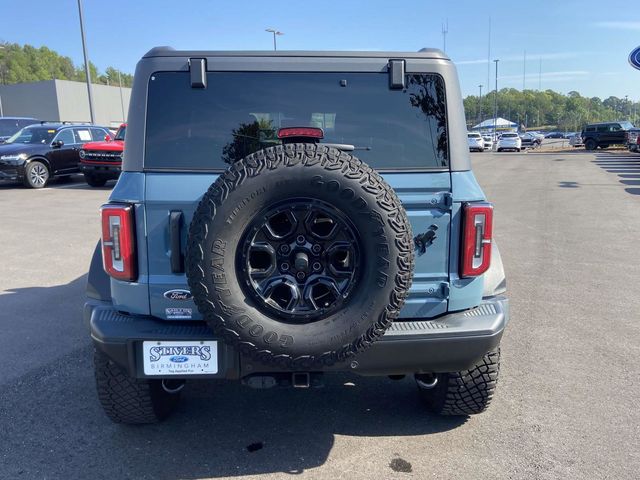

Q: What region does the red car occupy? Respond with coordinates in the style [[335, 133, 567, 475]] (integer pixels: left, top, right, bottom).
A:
[[79, 123, 126, 187]]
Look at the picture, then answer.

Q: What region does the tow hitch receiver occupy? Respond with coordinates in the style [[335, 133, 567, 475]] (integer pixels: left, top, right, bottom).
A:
[[242, 372, 323, 389]]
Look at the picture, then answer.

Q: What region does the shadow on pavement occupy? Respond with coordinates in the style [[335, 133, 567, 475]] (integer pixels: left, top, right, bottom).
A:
[[0, 174, 115, 191], [0, 276, 467, 479], [592, 153, 640, 196]]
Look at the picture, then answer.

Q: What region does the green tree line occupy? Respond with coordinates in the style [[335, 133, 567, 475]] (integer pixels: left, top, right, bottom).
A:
[[0, 42, 133, 87], [464, 88, 639, 131]]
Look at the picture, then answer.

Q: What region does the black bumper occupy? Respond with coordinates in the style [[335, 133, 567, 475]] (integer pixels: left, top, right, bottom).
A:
[[80, 163, 121, 179], [86, 297, 508, 379]]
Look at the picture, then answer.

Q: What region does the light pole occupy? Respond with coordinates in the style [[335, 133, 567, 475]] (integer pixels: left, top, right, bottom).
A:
[[77, 0, 95, 124], [0, 45, 4, 116], [493, 59, 499, 138], [478, 84, 483, 125], [265, 28, 283, 51], [117, 70, 125, 122], [625, 95, 629, 119]]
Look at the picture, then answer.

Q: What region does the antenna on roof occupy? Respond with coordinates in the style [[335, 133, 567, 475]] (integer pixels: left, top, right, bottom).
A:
[[441, 19, 449, 53]]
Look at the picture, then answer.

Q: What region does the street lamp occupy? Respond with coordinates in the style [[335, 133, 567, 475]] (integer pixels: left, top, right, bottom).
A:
[[478, 84, 483, 125], [493, 59, 499, 138], [265, 28, 284, 51]]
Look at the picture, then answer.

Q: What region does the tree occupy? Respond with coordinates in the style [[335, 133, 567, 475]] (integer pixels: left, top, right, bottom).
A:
[[464, 88, 637, 130], [0, 41, 133, 87]]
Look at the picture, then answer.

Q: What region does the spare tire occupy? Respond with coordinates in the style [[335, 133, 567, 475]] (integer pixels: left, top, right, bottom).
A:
[[186, 143, 414, 368]]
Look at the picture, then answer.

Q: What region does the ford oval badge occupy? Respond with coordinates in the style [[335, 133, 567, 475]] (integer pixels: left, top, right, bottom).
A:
[[170, 356, 189, 363], [630, 46, 640, 71], [163, 289, 193, 301]]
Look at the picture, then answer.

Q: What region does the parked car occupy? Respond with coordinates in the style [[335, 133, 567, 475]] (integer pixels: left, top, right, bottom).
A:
[[80, 123, 126, 187], [467, 132, 484, 152], [482, 135, 493, 150], [497, 132, 522, 152], [581, 121, 635, 150], [86, 47, 508, 424], [0, 117, 40, 143], [545, 131, 564, 139], [0, 122, 112, 188], [568, 133, 584, 148], [519, 132, 542, 149], [625, 129, 640, 153]]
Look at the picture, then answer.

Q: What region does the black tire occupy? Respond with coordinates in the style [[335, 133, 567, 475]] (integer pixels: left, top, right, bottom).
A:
[[584, 139, 597, 151], [23, 160, 49, 188], [497, 148, 502, 152], [416, 348, 500, 416], [186, 143, 414, 368], [516, 148, 521, 152], [94, 349, 182, 424], [84, 173, 108, 187]]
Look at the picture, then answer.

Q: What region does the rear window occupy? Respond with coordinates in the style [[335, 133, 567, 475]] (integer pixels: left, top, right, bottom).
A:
[[468, 133, 481, 138], [145, 72, 448, 170], [502, 133, 518, 138]]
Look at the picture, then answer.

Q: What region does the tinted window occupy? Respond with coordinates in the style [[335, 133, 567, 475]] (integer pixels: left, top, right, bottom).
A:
[[596, 125, 609, 132], [90, 128, 107, 141], [55, 129, 75, 145], [145, 72, 448, 170], [5, 127, 56, 144], [114, 125, 126, 141], [586, 127, 595, 132], [0, 119, 19, 136]]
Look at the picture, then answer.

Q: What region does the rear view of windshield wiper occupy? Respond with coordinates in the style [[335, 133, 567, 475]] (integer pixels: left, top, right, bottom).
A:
[[321, 143, 371, 152]]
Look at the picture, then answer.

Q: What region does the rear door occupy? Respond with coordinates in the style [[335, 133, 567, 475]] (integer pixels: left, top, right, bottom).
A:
[[142, 67, 452, 321]]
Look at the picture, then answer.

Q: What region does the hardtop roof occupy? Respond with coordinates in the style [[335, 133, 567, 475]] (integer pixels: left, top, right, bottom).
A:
[[143, 46, 450, 61]]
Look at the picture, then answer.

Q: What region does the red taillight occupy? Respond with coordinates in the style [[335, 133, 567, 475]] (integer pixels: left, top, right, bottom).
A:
[[460, 202, 493, 278], [101, 203, 137, 281], [277, 127, 324, 139]]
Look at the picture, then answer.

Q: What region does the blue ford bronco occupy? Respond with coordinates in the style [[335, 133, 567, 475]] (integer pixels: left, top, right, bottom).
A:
[[85, 48, 508, 424]]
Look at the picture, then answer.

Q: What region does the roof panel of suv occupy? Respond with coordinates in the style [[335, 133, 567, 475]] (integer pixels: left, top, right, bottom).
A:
[[143, 46, 450, 61]]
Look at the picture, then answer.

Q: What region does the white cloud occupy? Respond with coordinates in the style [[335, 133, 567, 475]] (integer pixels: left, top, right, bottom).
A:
[[455, 51, 585, 66], [594, 21, 640, 30]]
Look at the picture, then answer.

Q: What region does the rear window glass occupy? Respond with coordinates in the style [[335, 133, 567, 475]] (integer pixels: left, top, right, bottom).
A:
[[502, 133, 518, 138], [145, 72, 448, 170]]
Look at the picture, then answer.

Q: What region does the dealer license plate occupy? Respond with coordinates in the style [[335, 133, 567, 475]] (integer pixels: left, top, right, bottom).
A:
[[142, 340, 218, 375]]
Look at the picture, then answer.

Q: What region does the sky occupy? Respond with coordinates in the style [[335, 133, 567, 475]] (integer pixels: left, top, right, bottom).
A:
[[0, 0, 639, 100]]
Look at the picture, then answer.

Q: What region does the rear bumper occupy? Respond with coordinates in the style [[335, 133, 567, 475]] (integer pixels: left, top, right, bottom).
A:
[[86, 296, 508, 379]]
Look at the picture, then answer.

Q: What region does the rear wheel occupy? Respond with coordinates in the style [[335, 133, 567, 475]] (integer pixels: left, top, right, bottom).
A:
[[415, 348, 500, 415], [94, 349, 182, 424], [584, 139, 597, 150], [23, 161, 49, 189], [84, 173, 108, 187]]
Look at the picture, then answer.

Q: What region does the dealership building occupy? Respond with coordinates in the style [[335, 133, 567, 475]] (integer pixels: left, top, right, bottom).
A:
[[0, 79, 131, 128]]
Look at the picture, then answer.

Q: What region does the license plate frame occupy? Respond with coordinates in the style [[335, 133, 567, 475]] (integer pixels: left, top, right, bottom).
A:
[[142, 340, 218, 376]]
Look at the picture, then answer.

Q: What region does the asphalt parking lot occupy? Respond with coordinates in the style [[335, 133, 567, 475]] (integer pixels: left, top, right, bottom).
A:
[[1, 151, 639, 480]]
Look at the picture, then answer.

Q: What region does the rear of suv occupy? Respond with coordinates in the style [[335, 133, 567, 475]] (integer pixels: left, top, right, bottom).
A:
[[582, 121, 635, 150], [85, 48, 509, 424]]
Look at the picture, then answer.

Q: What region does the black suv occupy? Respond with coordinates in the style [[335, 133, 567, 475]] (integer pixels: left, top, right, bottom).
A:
[[0, 122, 111, 188], [581, 121, 635, 150], [0, 117, 40, 143]]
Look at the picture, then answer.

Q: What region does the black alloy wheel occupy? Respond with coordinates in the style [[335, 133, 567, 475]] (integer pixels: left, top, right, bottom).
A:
[[239, 199, 360, 323]]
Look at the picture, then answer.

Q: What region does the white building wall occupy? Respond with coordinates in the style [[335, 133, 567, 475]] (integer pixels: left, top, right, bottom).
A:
[[0, 79, 131, 127]]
